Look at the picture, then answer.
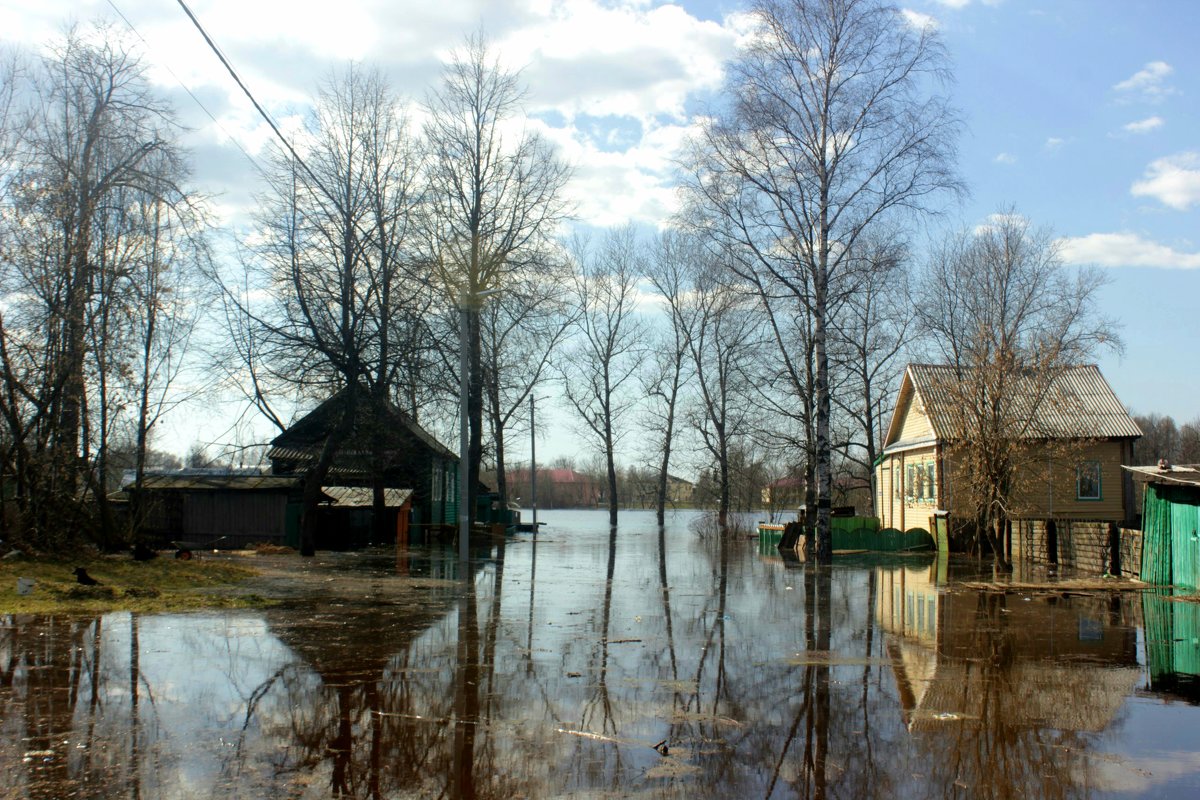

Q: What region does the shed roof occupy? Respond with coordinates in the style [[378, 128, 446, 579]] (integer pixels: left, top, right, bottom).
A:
[[886, 363, 1141, 446], [131, 474, 299, 492], [1123, 464, 1200, 488], [319, 486, 413, 508]]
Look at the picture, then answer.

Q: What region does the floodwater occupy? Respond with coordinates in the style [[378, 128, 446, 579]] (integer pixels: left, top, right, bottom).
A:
[[4, 510, 1200, 799]]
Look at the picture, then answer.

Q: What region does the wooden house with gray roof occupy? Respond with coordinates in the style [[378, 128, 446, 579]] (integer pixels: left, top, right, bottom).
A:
[[269, 389, 460, 537], [875, 364, 1141, 535]]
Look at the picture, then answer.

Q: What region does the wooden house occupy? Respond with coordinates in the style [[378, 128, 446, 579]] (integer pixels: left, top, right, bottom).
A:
[[269, 390, 459, 536], [875, 364, 1141, 538]]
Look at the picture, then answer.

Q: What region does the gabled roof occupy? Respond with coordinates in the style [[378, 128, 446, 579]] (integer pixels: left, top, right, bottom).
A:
[[272, 389, 457, 462], [884, 363, 1142, 447]]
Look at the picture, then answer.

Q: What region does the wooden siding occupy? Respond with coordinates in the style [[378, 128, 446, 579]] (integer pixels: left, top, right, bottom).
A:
[[896, 391, 935, 442], [1005, 440, 1130, 521], [181, 491, 289, 545], [875, 445, 939, 531]]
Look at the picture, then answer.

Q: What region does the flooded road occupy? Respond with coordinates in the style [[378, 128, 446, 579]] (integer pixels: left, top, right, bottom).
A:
[[4, 509, 1200, 798]]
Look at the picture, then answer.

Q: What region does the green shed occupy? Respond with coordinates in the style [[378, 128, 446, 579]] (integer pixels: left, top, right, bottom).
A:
[[1127, 464, 1200, 589]]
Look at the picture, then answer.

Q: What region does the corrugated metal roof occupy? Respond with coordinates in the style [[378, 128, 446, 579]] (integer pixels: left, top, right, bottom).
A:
[[1123, 464, 1200, 488], [267, 446, 371, 477], [132, 474, 300, 491], [905, 363, 1142, 441], [320, 486, 413, 508]]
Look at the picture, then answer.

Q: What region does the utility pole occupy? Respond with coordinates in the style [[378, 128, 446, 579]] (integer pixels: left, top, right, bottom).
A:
[[530, 394, 539, 531]]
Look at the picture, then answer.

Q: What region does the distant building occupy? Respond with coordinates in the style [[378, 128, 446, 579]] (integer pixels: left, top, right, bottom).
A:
[[507, 468, 601, 508], [762, 476, 805, 509]]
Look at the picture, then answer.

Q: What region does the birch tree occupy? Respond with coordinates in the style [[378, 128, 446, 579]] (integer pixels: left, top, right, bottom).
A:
[[423, 33, 571, 529], [562, 227, 646, 527], [683, 0, 959, 560]]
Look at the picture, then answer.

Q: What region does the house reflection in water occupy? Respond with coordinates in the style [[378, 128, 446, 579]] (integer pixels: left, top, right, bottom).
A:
[[876, 559, 1141, 734]]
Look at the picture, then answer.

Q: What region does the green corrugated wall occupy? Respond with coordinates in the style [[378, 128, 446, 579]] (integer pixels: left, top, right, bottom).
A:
[[1141, 483, 1200, 589], [1144, 591, 1200, 681]]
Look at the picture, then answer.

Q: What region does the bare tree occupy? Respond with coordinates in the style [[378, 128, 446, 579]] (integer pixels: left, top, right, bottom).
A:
[[914, 212, 1121, 568], [682, 0, 960, 560], [685, 253, 764, 528], [0, 27, 195, 549], [241, 65, 425, 555], [831, 234, 910, 502], [561, 227, 646, 526], [479, 254, 575, 508], [423, 33, 571, 529], [641, 231, 698, 526]]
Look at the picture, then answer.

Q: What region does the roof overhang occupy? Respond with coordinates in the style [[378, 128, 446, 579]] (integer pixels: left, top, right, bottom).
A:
[[882, 436, 939, 457], [1123, 464, 1200, 488]]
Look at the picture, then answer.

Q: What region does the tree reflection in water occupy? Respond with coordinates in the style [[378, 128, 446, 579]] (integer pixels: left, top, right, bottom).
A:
[[0, 514, 1190, 798]]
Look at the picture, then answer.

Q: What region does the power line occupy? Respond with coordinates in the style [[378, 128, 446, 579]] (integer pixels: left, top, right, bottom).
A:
[[173, 0, 336, 205], [104, 0, 261, 174]]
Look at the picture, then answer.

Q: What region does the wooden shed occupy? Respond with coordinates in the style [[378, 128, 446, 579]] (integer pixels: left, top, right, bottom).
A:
[[128, 473, 298, 548], [307, 486, 413, 550], [1127, 464, 1200, 589]]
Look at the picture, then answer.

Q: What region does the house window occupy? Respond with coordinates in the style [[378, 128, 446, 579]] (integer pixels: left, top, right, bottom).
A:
[[905, 458, 937, 505], [432, 467, 442, 502], [1076, 461, 1102, 501], [893, 465, 901, 500]]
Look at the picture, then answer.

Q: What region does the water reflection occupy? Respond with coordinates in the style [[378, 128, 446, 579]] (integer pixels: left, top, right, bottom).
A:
[[7, 511, 1200, 797]]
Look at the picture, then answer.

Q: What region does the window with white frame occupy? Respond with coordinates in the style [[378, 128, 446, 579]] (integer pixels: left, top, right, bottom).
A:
[[1076, 461, 1101, 501], [905, 458, 937, 504]]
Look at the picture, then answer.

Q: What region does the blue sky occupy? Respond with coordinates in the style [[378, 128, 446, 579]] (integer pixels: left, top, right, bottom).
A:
[[3, 0, 1197, 465], [920, 0, 1200, 423]]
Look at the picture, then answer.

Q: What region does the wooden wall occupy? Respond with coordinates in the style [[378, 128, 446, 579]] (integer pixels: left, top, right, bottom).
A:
[[1011, 518, 1140, 577]]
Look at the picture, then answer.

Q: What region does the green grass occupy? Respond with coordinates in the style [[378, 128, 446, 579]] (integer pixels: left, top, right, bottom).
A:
[[0, 554, 271, 614]]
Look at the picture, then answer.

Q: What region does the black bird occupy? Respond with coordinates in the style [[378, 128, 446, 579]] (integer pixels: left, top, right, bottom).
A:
[[132, 542, 158, 561], [73, 567, 100, 586]]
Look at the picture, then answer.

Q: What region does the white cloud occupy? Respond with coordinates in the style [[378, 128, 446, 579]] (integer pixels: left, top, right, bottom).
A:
[[1058, 232, 1200, 269], [993, 152, 1017, 165], [1044, 137, 1064, 150], [1122, 116, 1164, 134], [932, 0, 971, 8], [504, 2, 735, 123], [973, 211, 1028, 236], [1113, 61, 1175, 102], [1131, 152, 1200, 210], [900, 9, 938, 29]]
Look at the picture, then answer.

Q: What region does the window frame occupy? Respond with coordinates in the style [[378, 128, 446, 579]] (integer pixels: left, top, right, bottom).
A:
[[1076, 460, 1102, 501]]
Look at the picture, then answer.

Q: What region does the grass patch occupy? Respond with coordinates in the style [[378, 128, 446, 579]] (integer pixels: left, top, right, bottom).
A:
[[0, 554, 271, 614]]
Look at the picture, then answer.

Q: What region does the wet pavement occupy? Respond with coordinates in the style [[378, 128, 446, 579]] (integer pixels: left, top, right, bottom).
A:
[[4, 508, 1200, 798]]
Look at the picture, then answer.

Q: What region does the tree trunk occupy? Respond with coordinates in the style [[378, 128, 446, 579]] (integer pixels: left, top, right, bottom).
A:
[[299, 390, 357, 556], [467, 309, 483, 530]]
